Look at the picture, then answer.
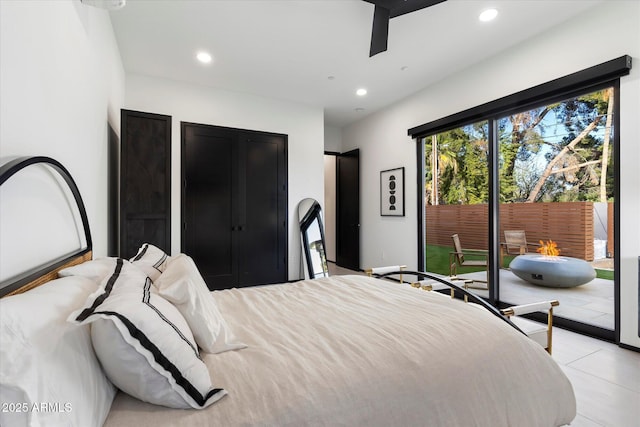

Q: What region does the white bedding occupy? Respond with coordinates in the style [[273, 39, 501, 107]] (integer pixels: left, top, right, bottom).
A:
[[103, 275, 576, 426]]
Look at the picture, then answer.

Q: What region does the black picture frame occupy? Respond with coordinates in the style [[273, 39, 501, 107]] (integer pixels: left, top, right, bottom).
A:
[[380, 167, 405, 216]]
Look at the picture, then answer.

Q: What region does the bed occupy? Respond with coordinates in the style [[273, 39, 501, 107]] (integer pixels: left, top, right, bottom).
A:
[[0, 156, 576, 426]]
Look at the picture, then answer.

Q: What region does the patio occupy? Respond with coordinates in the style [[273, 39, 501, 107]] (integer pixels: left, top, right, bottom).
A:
[[452, 269, 614, 330]]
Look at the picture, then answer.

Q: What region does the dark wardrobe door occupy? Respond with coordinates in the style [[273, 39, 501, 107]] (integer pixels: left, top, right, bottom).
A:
[[239, 133, 288, 286], [182, 123, 287, 290], [120, 110, 171, 259], [183, 125, 238, 288]]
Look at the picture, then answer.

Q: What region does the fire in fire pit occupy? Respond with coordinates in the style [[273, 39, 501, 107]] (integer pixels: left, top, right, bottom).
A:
[[510, 239, 596, 288], [537, 240, 560, 257]]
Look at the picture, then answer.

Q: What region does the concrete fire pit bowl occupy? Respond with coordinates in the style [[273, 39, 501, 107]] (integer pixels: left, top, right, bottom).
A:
[[509, 254, 596, 288]]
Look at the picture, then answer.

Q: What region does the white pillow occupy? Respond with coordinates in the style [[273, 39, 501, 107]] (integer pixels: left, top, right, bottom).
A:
[[69, 259, 226, 409], [0, 276, 116, 427], [58, 256, 119, 284], [130, 243, 171, 282], [155, 254, 247, 354]]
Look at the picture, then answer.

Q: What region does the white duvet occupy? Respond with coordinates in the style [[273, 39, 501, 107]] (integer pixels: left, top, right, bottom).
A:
[[104, 275, 576, 427]]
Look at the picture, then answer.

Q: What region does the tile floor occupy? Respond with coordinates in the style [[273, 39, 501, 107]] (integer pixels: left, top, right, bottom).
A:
[[552, 327, 640, 427], [327, 263, 640, 427]]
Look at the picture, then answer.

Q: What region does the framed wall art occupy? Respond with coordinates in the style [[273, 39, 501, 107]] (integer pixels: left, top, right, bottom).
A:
[[380, 167, 404, 216]]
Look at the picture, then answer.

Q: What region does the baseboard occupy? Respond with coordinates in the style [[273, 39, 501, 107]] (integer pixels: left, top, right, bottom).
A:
[[619, 342, 640, 353]]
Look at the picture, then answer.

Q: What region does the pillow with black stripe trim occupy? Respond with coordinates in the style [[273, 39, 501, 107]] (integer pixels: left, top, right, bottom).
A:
[[68, 258, 226, 409], [58, 256, 119, 284], [156, 254, 247, 354], [130, 243, 171, 282]]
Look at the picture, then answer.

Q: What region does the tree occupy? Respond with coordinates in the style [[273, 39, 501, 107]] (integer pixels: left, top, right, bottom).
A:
[[498, 107, 553, 202], [525, 88, 612, 202], [526, 117, 602, 202], [600, 88, 614, 202], [425, 88, 613, 205], [425, 134, 458, 205]]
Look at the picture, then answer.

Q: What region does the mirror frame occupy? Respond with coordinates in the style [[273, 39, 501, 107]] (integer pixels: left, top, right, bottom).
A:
[[299, 199, 329, 279]]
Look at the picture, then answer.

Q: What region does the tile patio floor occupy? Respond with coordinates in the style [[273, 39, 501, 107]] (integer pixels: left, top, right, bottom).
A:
[[453, 269, 614, 330]]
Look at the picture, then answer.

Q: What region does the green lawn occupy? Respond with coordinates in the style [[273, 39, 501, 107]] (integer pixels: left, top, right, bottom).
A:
[[425, 244, 495, 276], [424, 244, 451, 275], [595, 269, 614, 280], [425, 244, 613, 280]]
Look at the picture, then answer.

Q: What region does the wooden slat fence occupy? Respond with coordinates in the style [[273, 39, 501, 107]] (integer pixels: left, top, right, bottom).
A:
[[426, 202, 601, 261]]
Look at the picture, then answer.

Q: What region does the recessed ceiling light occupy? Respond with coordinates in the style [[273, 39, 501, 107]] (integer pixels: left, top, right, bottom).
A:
[[356, 88, 367, 96], [196, 51, 212, 64], [354, 108, 365, 112], [479, 8, 498, 22], [80, 0, 126, 10]]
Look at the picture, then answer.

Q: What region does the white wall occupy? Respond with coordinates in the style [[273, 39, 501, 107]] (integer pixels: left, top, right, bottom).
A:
[[323, 125, 341, 264], [324, 125, 342, 153], [342, 1, 640, 348], [125, 74, 325, 280], [323, 155, 337, 262], [0, 0, 124, 264]]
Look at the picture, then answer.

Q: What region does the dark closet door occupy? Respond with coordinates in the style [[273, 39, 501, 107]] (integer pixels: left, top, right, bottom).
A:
[[182, 124, 238, 288], [239, 132, 288, 286], [336, 149, 360, 271], [120, 110, 171, 259], [182, 123, 287, 290]]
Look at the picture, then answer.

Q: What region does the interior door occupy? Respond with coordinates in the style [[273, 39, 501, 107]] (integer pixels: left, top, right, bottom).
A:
[[120, 110, 171, 259], [336, 149, 360, 270], [182, 124, 238, 289], [238, 132, 288, 286]]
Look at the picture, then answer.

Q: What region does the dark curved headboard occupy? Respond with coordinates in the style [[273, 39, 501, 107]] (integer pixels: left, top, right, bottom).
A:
[[0, 156, 93, 297]]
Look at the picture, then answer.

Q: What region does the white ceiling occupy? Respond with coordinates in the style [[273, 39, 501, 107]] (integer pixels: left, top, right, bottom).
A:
[[109, 0, 603, 128]]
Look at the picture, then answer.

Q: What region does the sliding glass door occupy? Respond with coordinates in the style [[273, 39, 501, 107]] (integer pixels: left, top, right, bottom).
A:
[[496, 87, 616, 331], [420, 85, 618, 338]]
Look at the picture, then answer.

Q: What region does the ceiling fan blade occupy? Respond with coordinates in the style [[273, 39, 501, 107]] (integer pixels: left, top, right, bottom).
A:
[[364, 0, 447, 17], [370, 5, 390, 57], [365, 0, 448, 57], [389, 0, 447, 18]]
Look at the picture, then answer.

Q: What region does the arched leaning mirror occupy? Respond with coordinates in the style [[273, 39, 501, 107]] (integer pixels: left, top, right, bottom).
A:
[[298, 198, 329, 279]]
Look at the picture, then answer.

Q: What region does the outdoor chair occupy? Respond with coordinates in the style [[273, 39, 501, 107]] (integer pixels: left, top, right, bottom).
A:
[[502, 230, 539, 255], [501, 230, 541, 267], [449, 234, 488, 287]]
